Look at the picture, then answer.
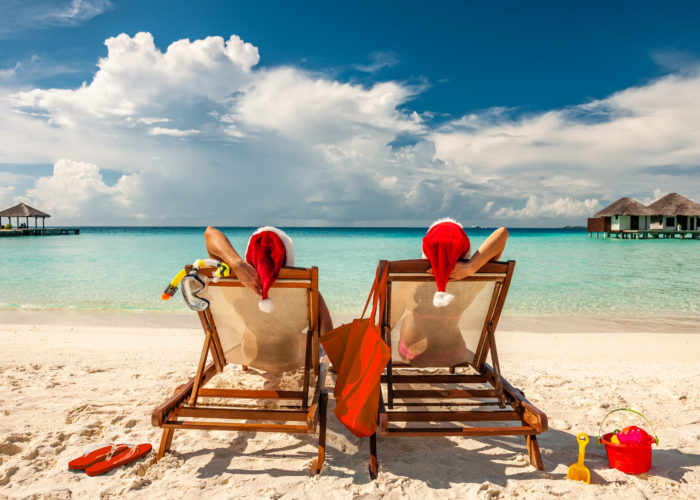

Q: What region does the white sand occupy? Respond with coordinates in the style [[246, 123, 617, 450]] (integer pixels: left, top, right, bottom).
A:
[[1, 311, 699, 499]]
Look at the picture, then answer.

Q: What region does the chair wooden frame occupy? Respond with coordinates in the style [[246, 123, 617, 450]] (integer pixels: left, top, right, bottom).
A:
[[152, 265, 328, 474], [368, 259, 547, 478]]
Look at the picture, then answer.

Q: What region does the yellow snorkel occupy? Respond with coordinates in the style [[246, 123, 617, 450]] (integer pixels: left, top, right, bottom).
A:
[[161, 259, 231, 301]]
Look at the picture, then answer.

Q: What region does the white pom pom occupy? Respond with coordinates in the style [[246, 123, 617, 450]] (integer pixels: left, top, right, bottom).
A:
[[258, 298, 274, 313], [433, 291, 454, 308]]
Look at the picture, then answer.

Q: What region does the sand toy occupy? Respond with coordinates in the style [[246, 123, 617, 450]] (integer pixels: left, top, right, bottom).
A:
[[567, 433, 591, 483], [597, 408, 658, 474]]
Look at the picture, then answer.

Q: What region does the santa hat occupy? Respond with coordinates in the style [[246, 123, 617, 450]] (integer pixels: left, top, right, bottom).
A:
[[421, 218, 470, 307], [245, 226, 295, 313]]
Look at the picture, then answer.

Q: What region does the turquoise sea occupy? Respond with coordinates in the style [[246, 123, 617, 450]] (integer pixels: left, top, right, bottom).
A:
[[0, 227, 698, 317]]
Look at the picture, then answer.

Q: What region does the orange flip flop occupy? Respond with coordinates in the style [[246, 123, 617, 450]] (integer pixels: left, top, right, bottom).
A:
[[84, 443, 152, 476], [68, 443, 129, 470]]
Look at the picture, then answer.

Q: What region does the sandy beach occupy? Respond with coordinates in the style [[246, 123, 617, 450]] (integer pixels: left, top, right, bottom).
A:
[[1, 311, 698, 499]]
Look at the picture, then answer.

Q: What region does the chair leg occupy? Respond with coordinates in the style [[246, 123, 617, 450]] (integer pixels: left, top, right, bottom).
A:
[[526, 434, 544, 471], [156, 428, 174, 462], [311, 392, 327, 474], [369, 431, 378, 479]]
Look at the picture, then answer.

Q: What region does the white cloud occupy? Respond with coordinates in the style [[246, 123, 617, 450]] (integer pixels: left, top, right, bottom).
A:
[[494, 196, 601, 219], [353, 51, 400, 73], [639, 188, 667, 206], [148, 127, 200, 137], [233, 67, 423, 142], [11, 32, 259, 124], [0, 186, 16, 209], [0, 0, 112, 35], [1, 31, 699, 226], [23, 158, 130, 220], [39, 0, 113, 26], [137, 117, 171, 125]]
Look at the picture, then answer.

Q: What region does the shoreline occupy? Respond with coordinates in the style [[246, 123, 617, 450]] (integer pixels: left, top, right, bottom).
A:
[[1, 309, 699, 334]]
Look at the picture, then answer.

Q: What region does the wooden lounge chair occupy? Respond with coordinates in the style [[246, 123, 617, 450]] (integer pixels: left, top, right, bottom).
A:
[[152, 265, 328, 474], [368, 259, 547, 478]]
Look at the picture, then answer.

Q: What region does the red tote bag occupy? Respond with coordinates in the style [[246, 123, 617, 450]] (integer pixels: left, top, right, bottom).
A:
[[321, 265, 391, 438]]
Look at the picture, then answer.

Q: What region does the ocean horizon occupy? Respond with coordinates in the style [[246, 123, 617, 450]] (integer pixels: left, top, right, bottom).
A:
[[2, 226, 698, 317]]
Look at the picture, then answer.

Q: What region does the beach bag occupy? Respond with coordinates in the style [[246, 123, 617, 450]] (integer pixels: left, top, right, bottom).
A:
[[321, 265, 391, 438]]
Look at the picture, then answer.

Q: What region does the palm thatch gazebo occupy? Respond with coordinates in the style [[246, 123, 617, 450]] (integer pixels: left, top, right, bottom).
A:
[[0, 203, 50, 229], [587, 193, 700, 238]]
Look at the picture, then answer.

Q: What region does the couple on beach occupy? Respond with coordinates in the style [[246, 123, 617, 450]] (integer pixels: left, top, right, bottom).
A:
[[204, 220, 509, 368]]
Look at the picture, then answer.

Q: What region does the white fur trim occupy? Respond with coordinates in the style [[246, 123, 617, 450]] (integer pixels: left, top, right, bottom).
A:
[[427, 217, 462, 232], [258, 298, 274, 313], [246, 226, 295, 266], [433, 291, 455, 308]]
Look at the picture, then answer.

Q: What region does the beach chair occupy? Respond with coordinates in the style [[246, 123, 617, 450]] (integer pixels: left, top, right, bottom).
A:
[[368, 259, 547, 477], [152, 265, 328, 474]]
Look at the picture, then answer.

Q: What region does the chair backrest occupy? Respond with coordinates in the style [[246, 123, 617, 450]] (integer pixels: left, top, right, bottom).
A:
[[380, 259, 515, 369], [196, 266, 320, 373]]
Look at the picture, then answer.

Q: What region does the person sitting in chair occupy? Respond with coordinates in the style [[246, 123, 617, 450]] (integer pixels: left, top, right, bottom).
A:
[[204, 226, 333, 369], [396, 219, 509, 367]]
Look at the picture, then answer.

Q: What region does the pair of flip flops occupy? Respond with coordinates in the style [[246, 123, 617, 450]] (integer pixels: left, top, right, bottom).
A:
[[68, 443, 152, 476]]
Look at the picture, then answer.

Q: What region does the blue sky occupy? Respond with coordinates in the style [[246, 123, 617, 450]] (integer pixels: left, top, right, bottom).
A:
[[1, 0, 699, 225]]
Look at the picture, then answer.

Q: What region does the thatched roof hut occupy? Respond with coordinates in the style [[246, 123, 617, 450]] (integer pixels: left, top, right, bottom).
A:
[[0, 202, 50, 218], [594, 197, 656, 217], [0, 202, 50, 228], [646, 193, 700, 216]]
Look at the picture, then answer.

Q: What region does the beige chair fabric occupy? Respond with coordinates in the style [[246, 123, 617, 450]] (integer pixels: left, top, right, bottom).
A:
[[201, 285, 309, 372], [388, 278, 498, 367]]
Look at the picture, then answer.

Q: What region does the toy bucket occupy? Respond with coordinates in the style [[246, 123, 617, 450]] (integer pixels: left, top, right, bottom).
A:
[[597, 409, 659, 474]]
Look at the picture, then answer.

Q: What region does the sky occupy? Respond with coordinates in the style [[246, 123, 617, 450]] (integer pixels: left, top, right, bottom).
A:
[[1, 0, 699, 226]]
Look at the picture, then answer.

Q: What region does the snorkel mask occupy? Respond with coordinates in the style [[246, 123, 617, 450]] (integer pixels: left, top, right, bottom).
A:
[[180, 270, 210, 311], [162, 259, 231, 311]]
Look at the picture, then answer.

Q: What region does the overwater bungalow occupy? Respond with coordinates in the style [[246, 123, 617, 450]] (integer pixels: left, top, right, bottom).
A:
[[587, 193, 700, 239]]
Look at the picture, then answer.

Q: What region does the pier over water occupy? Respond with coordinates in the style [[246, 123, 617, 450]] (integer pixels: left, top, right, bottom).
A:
[[0, 202, 79, 237], [0, 228, 80, 237]]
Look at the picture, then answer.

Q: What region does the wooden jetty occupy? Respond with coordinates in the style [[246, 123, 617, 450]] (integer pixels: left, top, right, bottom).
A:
[[587, 193, 700, 239], [0, 227, 80, 237], [0, 203, 79, 237]]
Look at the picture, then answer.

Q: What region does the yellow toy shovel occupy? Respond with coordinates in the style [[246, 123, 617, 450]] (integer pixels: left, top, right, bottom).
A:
[[567, 433, 591, 483]]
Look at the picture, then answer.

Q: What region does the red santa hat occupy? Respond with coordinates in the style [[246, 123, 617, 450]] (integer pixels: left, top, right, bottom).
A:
[[421, 218, 470, 307], [245, 226, 295, 313]]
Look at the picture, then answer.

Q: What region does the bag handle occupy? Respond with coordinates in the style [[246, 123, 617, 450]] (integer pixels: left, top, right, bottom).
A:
[[361, 266, 380, 319], [596, 408, 659, 446], [361, 263, 388, 325], [372, 264, 388, 326]]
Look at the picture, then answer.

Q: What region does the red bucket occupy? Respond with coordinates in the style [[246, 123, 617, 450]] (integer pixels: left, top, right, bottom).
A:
[[597, 409, 659, 474], [600, 432, 655, 473]]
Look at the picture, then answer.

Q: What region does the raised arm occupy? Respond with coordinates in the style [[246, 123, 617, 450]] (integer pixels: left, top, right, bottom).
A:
[[204, 226, 262, 295], [449, 227, 509, 280]]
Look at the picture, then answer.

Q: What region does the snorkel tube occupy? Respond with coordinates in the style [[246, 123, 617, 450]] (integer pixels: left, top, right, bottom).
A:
[[161, 258, 226, 301], [161, 268, 187, 300]]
